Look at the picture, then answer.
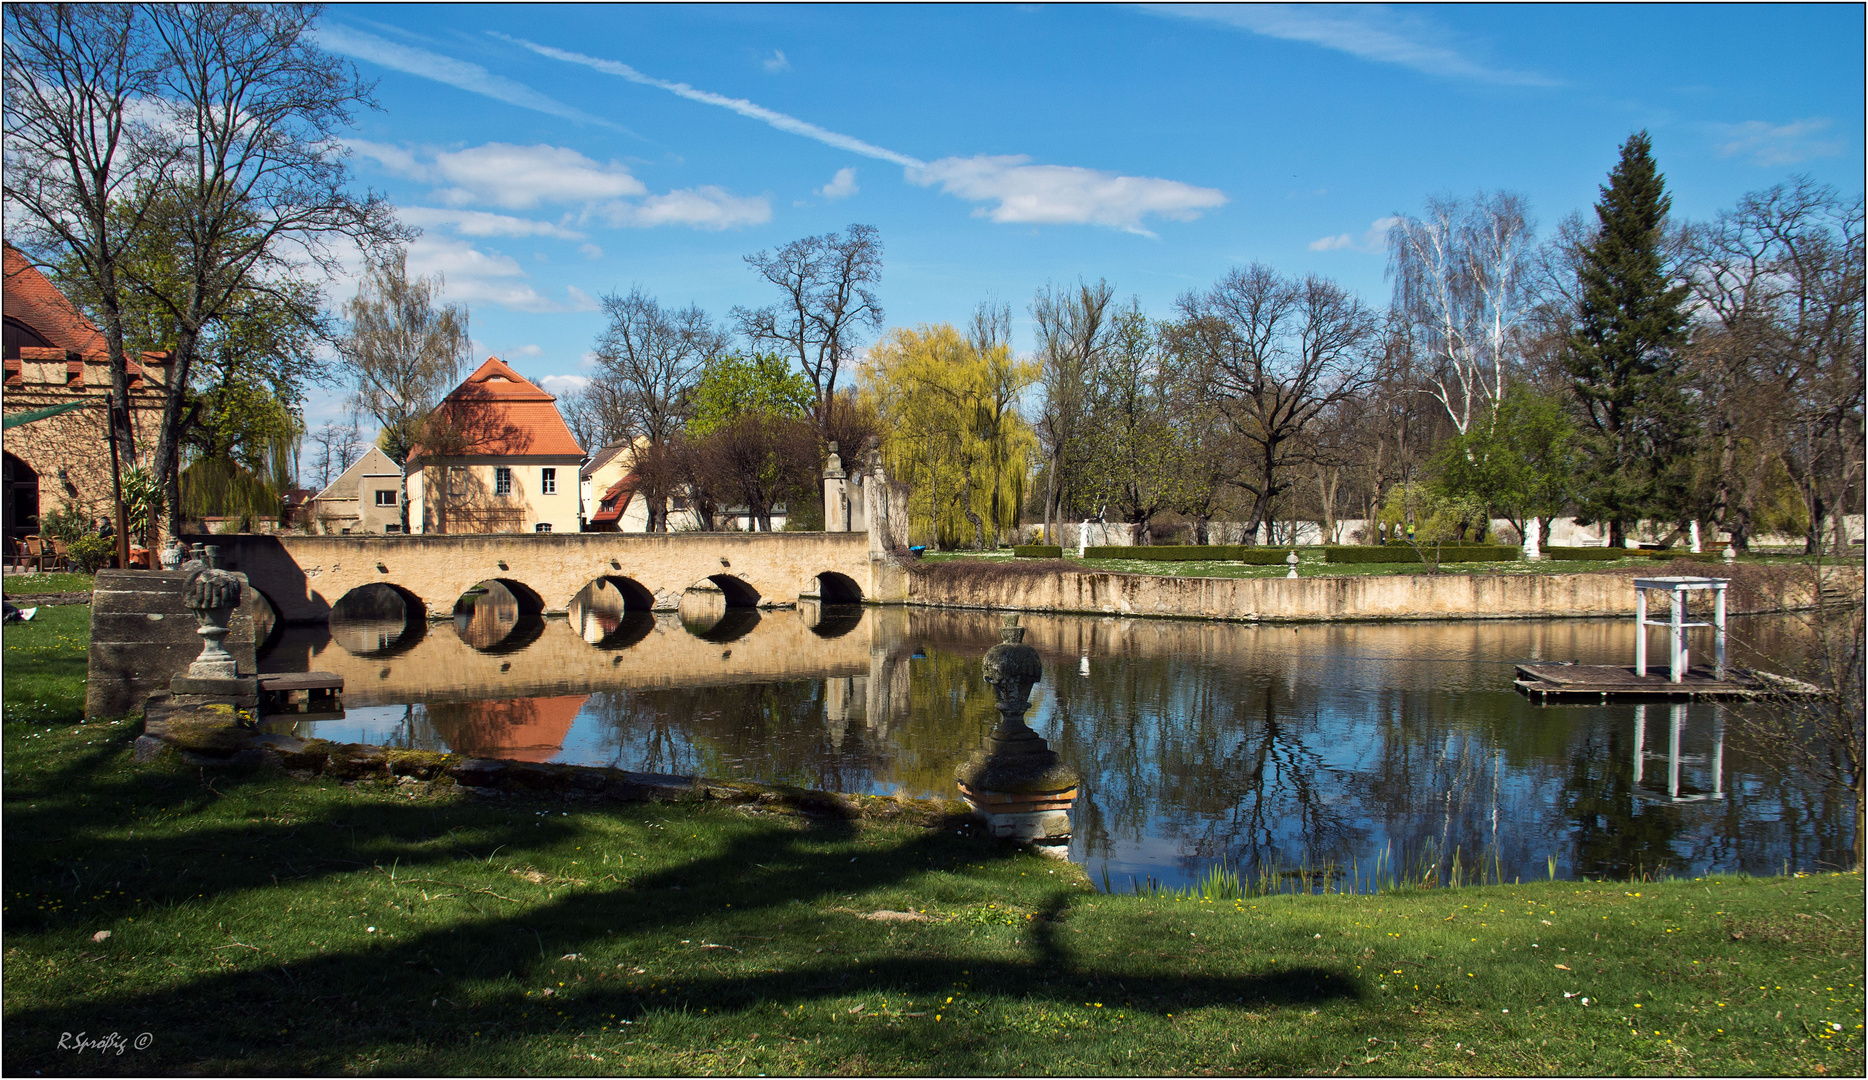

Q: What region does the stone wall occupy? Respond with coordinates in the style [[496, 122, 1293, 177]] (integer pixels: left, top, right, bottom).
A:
[[903, 563, 1863, 623], [86, 570, 272, 718]]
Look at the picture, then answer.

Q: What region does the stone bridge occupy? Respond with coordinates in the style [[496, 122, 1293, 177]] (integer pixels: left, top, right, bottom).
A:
[[185, 531, 908, 625]]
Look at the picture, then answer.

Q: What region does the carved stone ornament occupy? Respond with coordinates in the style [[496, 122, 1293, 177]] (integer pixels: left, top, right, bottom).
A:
[[181, 547, 244, 680], [158, 539, 185, 570]]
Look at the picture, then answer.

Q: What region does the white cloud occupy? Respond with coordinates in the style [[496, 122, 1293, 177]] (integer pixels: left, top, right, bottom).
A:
[[1308, 215, 1402, 253], [601, 187, 772, 230], [360, 140, 765, 232], [406, 235, 596, 314], [578, 242, 604, 260], [1710, 118, 1843, 166], [493, 35, 1224, 236], [818, 166, 859, 201], [906, 155, 1226, 235], [1156, 4, 1559, 87], [762, 49, 791, 74], [355, 139, 646, 208], [397, 205, 587, 240], [509, 344, 545, 357], [539, 374, 591, 397], [499, 34, 927, 168], [314, 22, 623, 128], [428, 143, 647, 209]]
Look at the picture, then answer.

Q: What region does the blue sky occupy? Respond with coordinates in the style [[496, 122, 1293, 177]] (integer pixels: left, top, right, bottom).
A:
[[306, 3, 1865, 428]]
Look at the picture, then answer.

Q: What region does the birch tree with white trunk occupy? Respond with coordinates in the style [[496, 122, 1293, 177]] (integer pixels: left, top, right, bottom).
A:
[[1388, 192, 1536, 435]]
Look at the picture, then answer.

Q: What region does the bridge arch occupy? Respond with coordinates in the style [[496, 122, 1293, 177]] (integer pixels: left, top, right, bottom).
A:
[[452, 578, 545, 654], [569, 575, 657, 648], [697, 574, 760, 607], [328, 582, 427, 656], [809, 571, 864, 604]]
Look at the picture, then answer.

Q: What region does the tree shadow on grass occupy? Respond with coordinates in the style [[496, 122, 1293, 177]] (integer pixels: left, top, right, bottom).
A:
[[4, 746, 1359, 1075]]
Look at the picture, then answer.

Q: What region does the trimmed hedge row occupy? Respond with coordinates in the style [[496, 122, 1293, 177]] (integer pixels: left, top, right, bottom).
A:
[[1324, 544, 1520, 564], [1011, 545, 1065, 559], [1543, 546, 1714, 562], [1083, 545, 1296, 564]]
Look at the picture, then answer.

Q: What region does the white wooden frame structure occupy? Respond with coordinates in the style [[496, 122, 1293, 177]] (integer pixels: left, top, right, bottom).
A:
[[1633, 576, 1728, 682]]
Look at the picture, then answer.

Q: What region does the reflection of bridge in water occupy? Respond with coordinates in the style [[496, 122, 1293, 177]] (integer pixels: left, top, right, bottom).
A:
[[272, 592, 913, 704]]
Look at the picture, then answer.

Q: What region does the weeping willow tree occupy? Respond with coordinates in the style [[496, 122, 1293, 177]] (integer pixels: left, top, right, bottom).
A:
[[860, 322, 1037, 549], [180, 379, 304, 525]]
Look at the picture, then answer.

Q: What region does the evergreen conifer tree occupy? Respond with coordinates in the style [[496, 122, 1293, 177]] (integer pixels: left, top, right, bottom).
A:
[[1563, 131, 1696, 547]]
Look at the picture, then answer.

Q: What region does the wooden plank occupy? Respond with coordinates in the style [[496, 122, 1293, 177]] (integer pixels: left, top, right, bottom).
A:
[[259, 672, 343, 692], [1513, 663, 1825, 701]]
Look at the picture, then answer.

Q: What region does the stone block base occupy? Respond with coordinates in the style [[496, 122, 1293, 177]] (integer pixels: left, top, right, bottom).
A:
[[169, 675, 259, 709], [975, 808, 1072, 840]]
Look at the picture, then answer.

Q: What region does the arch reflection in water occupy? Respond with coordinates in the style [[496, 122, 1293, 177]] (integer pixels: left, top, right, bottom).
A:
[[569, 576, 656, 648], [453, 579, 545, 653], [800, 599, 864, 639], [328, 582, 426, 656], [679, 584, 762, 642]]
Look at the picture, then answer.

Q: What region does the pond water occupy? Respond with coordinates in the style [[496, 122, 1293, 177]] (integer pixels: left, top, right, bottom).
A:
[[260, 586, 1855, 891]]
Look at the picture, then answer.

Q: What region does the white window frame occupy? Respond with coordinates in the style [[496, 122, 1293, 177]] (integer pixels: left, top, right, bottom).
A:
[[540, 467, 556, 494], [495, 466, 512, 496]]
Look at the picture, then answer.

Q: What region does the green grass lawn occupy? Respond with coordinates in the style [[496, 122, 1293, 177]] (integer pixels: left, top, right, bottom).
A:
[[5, 600, 1862, 1074], [4, 571, 97, 595]]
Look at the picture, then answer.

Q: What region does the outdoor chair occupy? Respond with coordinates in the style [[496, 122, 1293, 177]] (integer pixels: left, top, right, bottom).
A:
[[48, 537, 71, 572], [21, 536, 48, 572]]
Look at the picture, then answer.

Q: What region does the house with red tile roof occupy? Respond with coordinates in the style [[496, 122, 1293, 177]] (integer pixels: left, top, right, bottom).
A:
[[2, 244, 172, 545], [405, 357, 585, 534]]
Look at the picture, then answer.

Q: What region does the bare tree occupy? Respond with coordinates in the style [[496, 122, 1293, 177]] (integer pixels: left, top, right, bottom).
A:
[[1032, 278, 1115, 542], [340, 251, 470, 530], [1686, 179, 1864, 554], [1174, 264, 1380, 542], [136, 4, 404, 538], [3, 3, 172, 527], [734, 224, 883, 431], [1388, 192, 1536, 435], [589, 286, 726, 530], [308, 416, 363, 490]]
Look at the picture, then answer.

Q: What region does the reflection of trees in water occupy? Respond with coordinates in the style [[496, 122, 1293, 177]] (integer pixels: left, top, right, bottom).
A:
[[1044, 656, 1360, 879], [581, 680, 895, 793]]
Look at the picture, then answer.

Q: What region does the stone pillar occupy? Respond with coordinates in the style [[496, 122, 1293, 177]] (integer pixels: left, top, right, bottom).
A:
[[864, 444, 890, 555], [1524, 517, 1542, 561], [955, 616, 1082, 843], [823, 442, 848, 532], [1689, 520, 1702, 554]]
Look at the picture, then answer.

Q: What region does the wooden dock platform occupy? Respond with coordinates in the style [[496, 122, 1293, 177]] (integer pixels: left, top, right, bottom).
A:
[[259, 671, 343, 715], [1514, 663, 1827, 702]]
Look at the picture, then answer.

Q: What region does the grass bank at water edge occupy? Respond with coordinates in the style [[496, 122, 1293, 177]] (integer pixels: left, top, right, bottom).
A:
[[4, 603, 1864, 1074]]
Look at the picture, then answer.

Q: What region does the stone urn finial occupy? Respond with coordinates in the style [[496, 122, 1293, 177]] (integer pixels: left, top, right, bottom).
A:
[[956, 615, 1082, 842], [181, 548, 244, 680]]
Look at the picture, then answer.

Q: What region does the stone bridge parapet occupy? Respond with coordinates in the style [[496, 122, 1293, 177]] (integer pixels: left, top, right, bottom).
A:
[[185, 531, 905, 624]]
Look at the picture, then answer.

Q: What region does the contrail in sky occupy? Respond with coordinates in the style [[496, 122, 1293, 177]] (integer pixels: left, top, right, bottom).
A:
[[494, 33, 927, 169]]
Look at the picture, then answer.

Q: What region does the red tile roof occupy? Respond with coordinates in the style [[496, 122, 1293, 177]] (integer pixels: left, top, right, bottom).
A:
[[3, 245, 172, 378], [590, 474, 639, 525], [409, 356, 584, 461], [4, 245, 109, 356]]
